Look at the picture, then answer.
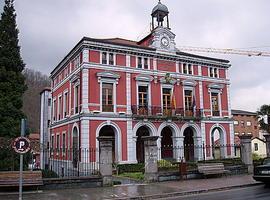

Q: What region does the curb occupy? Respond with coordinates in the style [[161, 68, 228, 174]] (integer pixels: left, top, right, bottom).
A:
[[113, 182, 263, 200]]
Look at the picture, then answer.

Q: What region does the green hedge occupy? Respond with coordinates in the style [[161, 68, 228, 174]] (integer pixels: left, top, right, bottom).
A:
[[198, 158, 243, 166], [117, 164, 144, 174], [41, 169, 59, 178]]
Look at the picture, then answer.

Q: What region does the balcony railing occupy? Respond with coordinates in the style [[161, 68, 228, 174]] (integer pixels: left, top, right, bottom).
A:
[[212, 110, 220, 117], [131, 105, 202, 118]]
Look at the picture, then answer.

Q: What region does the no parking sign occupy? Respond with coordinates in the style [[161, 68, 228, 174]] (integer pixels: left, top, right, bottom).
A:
[[12, 136, 31, 154]]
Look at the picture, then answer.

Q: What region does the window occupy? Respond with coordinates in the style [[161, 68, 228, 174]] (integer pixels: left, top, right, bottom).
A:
[[240, 121, 244, 127], [109, 53, 114, 65], [254, 143, 258, 151], [56, 134, 60, 153], [58, 96, 62, 120], [234, 121, 239, 125], [74, 56, 80, 68], [163, 88, 171, 112], [48, 98, 51, 106], [144, 58, 149, 69], [184, 90, 193, 111], [102, 52, 107, 64], [138, 86, 148, 107], [63, 92, 68, 117], [188, 64, 192, 74], [183, 63, 187, 74], [234, 132, 239, 135], [211, 93, 219, 116], [247, 121, 252, 126], [51, 135, 54, 149], [53, 99, 56, 121], [209, 67, 219, 78], [74, 85, 79, 114], [62, 133, 66, 153], [214, 68, 218, 78], [137, 57, 142, 68], [183, 63, 193, 75], [102, 83, 113, 112]]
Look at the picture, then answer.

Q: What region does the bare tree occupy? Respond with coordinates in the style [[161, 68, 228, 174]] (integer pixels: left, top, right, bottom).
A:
[[22, 68, 50, 133]]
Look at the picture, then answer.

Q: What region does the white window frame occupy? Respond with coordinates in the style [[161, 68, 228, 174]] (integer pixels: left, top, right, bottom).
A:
[[210, 91, 222, 118], [73, 83, 80, 115], [182, 63, 194, 75], [57, 94, 62, 121], [208, 67, 219, 78], [136, 82, 151, 107], [62, 131, 66, 155], [136, 56, 149, 69], [100, 81, 117, 113], [161, 84, 173, 113], [52, 98, 57, 122], [56, 133, 60, 155], [63, 90, 68, 118], [246, 121, 252, 126], [100, 51, 115, 65]]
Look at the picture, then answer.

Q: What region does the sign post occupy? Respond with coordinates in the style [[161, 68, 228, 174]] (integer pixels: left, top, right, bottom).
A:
[[12, 119, 30, 200]]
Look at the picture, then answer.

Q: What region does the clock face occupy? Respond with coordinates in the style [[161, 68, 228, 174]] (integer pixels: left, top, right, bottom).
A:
[[161, 37, 169, 47]]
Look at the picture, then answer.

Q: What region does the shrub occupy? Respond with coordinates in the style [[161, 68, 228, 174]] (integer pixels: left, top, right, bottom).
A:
[[117, 164, 144, 174], [119, 172, 144, 180], [41, 169, 59, 178]]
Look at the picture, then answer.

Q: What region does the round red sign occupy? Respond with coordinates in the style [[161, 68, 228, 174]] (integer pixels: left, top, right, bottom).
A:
[[12, 137, 31, 154]]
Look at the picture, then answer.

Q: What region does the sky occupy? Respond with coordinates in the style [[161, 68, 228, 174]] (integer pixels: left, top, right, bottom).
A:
[[1, 0, 270, 112]]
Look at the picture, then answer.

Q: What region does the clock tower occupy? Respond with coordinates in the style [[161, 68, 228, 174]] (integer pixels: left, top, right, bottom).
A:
[[149, 0, 177, 54]]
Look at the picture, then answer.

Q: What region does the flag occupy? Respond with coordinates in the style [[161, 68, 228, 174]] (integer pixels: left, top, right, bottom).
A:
[[192, 92, 196, 116], [170, 86, 176, 109]]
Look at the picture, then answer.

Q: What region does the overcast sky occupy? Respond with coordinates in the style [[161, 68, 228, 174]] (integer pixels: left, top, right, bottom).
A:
[[1, 0, 270, 112]]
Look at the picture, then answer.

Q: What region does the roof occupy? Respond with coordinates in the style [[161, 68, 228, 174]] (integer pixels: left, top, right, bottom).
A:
[[152, 1, 169, 14], [40, 87, 51, 94], [231, 109, 257, 116], [252, 137, 266, 143], [51, 35, 230, 76]]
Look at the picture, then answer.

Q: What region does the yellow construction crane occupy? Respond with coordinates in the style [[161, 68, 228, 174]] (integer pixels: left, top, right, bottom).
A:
[[178, 46, 270, 57]]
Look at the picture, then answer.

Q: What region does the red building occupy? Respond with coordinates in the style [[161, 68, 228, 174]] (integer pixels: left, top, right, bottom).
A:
[[46, 1, 234, 169]]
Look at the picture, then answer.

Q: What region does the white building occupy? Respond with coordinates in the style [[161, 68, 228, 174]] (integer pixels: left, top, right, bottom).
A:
[[40, 87, 52, 169]]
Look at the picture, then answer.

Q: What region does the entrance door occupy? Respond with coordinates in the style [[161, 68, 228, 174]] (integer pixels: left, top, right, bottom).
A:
[[184, 127, 194, 161], [136, 126, 150, 163], [99, 125, 116, 162], [161, 127, 173, 159]]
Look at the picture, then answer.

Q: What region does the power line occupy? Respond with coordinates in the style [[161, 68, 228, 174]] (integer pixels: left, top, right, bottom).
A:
[[178, 46, 270, 57]]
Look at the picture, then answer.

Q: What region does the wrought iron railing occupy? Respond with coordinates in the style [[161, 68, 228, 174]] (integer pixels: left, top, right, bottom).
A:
[[131, 105, 202, 118]]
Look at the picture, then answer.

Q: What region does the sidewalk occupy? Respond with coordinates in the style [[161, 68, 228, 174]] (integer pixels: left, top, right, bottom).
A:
[[0, 175, 261, 200]]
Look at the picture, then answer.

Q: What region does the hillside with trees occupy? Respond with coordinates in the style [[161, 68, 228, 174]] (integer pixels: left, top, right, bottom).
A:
[[22, 68, 50, 133]]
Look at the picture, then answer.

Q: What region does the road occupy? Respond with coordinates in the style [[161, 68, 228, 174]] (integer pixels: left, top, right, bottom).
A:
[[159, 185, 270, 200]]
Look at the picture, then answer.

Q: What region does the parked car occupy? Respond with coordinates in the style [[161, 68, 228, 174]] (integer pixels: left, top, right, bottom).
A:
[[253, 157, 270, 185]]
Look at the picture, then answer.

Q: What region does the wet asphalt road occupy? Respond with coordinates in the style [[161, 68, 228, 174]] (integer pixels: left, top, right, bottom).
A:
[[160, 185, 270, 200], [1, 184, 270, 200]]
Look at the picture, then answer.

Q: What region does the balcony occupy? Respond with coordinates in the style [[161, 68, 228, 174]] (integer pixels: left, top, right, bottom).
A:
[[212, 110, 220, 117], [131, 105, 202, 119]]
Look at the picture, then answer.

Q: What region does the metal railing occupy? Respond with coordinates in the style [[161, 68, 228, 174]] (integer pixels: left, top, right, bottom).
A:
[[131, 105, 202, 118], [43, 147, 99, 178]]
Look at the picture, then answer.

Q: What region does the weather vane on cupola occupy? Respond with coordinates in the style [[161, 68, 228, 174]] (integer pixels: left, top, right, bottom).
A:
[[151, 0, 170, 30]]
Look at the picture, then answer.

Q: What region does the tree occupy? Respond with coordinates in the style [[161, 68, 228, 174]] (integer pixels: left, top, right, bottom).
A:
[[257, 104, 270, 133], [0, 0, 26, 138]]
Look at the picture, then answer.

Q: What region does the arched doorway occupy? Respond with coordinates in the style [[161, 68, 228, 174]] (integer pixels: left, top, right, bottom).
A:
[[211, 127, 225, 159], [161, 127, 173, 159], [183, 127, 194, 161], [99, 125, 116, 162], [72, 126, 79, 168], [136, 126, 150, 163]]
